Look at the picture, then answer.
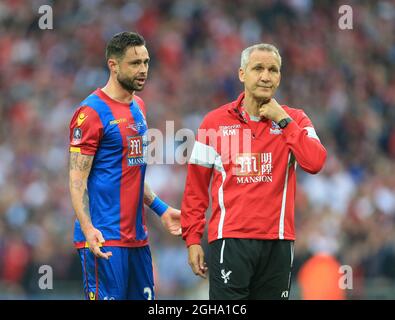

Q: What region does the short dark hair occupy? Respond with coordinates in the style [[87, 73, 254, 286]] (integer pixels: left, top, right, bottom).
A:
[[105, 31, 146, 60]]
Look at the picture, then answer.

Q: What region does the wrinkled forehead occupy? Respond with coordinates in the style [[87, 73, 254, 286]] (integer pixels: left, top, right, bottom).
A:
[[122, 45, 149, 61], [248, 49, 281, 67]]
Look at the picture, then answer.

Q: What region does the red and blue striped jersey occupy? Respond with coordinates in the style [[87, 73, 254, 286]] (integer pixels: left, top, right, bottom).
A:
[[69, 89, 148, 248]]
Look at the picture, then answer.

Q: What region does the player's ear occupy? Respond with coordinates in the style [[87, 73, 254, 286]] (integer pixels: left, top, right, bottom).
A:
[[107, 58, 119, 74], [239, 67, 245, 83]]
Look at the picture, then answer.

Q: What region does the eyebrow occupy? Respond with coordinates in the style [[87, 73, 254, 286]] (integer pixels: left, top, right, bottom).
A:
[[128, 58, 150, 63], [252, 63, 279, 68]]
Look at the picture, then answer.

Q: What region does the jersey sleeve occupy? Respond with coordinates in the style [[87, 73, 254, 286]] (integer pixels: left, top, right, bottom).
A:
[[69, 106, 103, 156], [296, 110, 321, 141], [281, 109, 327, 174], [181, 115, 215, 247]]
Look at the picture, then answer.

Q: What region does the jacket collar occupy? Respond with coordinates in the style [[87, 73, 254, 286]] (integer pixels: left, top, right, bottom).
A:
[[228, 92, 271, 123], [228, 92, 247, 122]]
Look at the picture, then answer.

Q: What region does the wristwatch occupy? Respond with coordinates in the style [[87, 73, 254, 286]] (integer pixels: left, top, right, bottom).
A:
[[277, 117, 293, 129]]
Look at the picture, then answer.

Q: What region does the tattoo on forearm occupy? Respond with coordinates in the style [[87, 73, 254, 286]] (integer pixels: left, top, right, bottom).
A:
[[82, 189, 90, 218], [71, 179, 83, 191], [69, 153, 78, 170], [69, 152, 93, 225], [144, 183, 157, 206], [80, 157, 92, 171], [69, 153, 93, 171]]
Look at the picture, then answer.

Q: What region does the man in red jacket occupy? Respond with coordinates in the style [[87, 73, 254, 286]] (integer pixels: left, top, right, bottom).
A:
[[181, 43, 327, 299]]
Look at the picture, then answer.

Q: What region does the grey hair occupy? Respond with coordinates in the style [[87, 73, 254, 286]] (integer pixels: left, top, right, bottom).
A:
[[240, 43, 282, 70]]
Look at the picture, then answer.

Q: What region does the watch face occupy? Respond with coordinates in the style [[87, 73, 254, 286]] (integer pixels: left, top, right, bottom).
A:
[[279, 118, 291, 129]]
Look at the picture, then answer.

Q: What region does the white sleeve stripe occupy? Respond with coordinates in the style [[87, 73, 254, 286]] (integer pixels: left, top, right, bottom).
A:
[[188, 141, 217, 167], [188, 158, 214, 168], [304, 127, 320, 141]]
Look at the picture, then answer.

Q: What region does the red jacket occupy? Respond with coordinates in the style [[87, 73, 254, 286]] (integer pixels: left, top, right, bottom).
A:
[[181, 93, 327, 247]]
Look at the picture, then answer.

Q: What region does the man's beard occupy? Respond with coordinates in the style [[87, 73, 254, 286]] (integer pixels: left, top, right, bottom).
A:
[[117, 74, 143, 92]]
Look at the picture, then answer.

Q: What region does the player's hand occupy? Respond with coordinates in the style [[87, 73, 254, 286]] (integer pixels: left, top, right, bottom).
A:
[[84, 226, 113, 260], [161, 207, 182, 236], [259, 98, 289, 123], [188, 244, 208, 279]]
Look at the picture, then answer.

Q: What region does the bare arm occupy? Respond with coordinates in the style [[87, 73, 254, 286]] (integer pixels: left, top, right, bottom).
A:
[[144, 182, 181, 236], [69, 152, 94, 232], [143, 182, 157, 207], [69, 152, 112, 259]]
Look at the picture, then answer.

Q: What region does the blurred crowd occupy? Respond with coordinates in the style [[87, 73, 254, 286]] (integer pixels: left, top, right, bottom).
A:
[[0, 0, 394, 299]]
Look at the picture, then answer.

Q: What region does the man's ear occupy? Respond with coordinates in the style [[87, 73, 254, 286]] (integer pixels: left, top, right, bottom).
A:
[[239, 67, 245, 83], [107, 58, 118, 74]]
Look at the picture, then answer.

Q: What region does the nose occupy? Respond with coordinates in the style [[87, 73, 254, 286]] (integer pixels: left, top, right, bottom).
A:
[[138, 63, 148, 75], [260, 69, 271, 82]]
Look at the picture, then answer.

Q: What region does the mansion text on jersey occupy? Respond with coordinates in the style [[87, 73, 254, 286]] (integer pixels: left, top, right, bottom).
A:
[[236, 175, 273, 184]]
